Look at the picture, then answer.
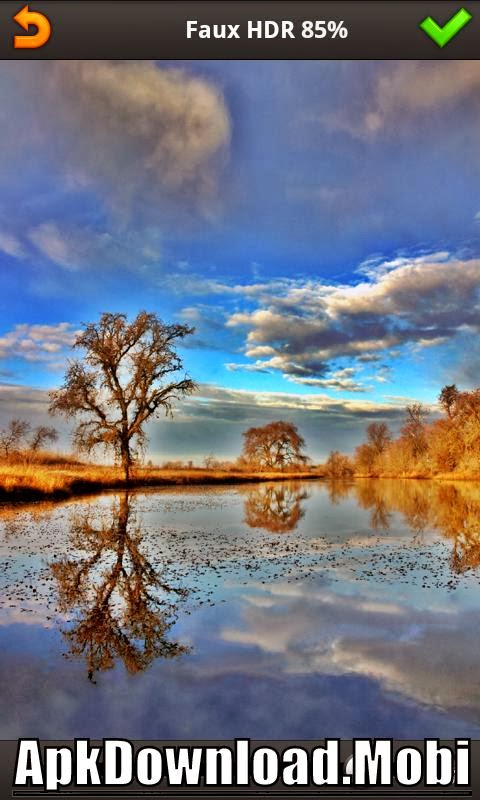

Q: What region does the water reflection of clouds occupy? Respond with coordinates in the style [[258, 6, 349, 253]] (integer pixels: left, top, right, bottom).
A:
[[221, 576, 480, 714], [0, 603, 60, 627], [3, 479, 480, 738], [1, 600, 478, 739]]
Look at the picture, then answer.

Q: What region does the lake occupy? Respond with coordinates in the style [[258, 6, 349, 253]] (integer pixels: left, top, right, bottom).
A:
[[1, 478, 480, 739]]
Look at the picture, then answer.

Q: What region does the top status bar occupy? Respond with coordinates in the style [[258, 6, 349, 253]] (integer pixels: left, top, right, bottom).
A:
[[0, 0, 479, 59]]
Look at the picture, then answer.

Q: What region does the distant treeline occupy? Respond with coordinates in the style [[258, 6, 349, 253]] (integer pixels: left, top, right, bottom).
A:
[[0, 418, 60, 462], [326, 384, 480, 479], [5, 383, 480, 481]]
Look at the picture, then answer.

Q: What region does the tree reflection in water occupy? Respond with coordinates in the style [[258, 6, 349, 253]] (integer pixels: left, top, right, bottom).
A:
[[352, 479, 480, 573], [50, 493, 189, 681], [353, 480, 394, 532], [326, 480, 352, 506], [435, 484, 480, 574], [244, 482, 309, 533]]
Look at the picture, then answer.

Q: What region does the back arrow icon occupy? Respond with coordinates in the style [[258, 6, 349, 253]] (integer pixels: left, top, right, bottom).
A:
[[13, 4, 51, 49]]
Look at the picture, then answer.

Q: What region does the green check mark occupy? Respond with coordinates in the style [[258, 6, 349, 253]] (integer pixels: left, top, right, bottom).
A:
[[420, 7, 472, 47]]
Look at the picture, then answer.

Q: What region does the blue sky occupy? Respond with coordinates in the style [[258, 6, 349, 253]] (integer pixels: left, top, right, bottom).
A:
[[1, 60, 480, 461]]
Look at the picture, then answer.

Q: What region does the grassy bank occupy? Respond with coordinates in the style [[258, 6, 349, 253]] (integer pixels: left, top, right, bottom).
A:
[[3, 459, 479, 506], [353, 469, 480, 481], [0, 461, 326, 503]]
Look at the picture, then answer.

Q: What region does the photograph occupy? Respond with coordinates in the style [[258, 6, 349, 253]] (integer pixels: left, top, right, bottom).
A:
[[1, 58, 480, 741]]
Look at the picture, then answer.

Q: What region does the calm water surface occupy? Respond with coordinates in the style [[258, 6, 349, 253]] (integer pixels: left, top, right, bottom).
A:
[[1, 479, 480, 738]]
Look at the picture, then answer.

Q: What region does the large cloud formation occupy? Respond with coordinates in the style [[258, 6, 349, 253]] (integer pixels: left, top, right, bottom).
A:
[[227, 254, 480, 381], [0, 61, 230, 273], [2, 61, 230, 224], [44, 61, 230, 215]]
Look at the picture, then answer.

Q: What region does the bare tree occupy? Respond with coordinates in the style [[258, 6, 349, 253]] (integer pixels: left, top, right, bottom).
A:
[[439, 384, 459, 419], [203, 454, 218, 469], [401, 402, 428, 458], [29, 425, 59, 452], [325, 450, 354, 479], [354, 421, 392, 474], [241, 421, 308, 470], [354, 441, 376, 474], [0, 418, 30, 458], [366, 421, 391, 456], [49, 312, 196, 481]]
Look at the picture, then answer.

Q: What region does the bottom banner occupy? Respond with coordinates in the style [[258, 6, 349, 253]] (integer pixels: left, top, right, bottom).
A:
[[0, 739, 475, 798]]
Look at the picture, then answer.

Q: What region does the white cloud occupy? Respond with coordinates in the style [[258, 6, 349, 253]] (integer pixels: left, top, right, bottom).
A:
[[222, 578, 480, 711], [286, 378, 366, 392], [324, 62, 480, 139], [28, 221, 162, 271], [0, 322, 77, 364], [364, 61, 480, 136], [0, 231, 24, 259], [182, 383, 415, 419], [286, 367, 367, 393], [29, 223, 78, 270]]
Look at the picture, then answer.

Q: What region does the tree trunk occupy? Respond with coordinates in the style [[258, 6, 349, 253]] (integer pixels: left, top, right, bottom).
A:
[[121, 439, 131, 484]]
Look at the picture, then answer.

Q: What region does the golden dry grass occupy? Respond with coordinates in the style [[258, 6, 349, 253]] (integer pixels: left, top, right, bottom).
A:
[[0, 460, 325, 502], [354, 468, 480, 481]]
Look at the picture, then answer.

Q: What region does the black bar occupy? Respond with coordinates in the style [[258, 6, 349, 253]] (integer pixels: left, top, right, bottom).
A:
[[9, 790, 475, 797], [0, 0, 479, 60]]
